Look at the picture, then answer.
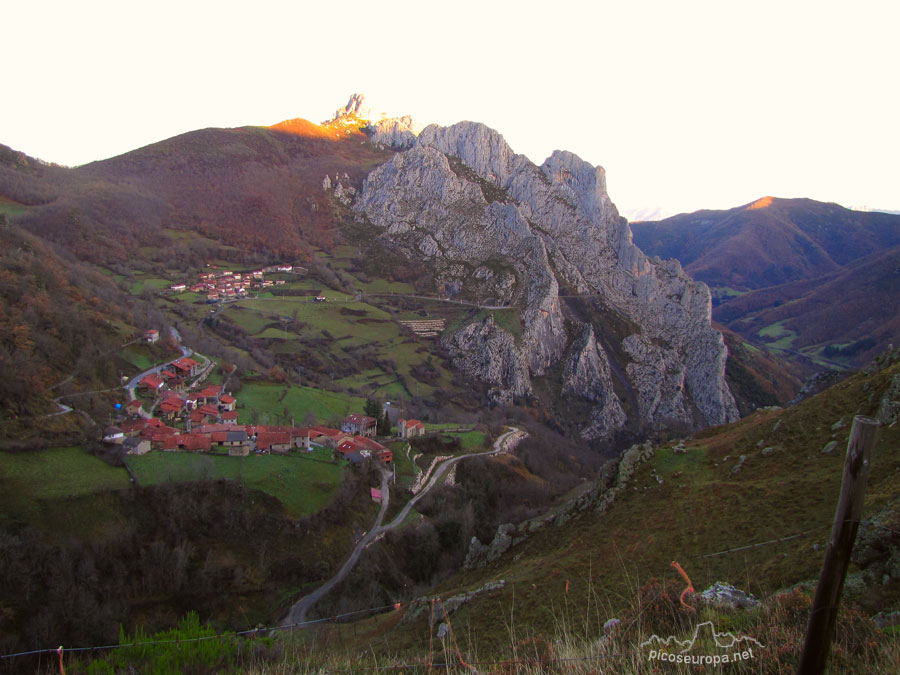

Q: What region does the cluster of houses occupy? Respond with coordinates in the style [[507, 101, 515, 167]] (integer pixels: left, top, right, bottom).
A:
[[104, 417, 396, 464], [134, 356, 207, 399], [167, 264, 297, 303], [105, 386, 427, 465]]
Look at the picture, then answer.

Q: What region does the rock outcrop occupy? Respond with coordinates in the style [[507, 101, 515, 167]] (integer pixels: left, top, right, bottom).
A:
[[329, 93, 422, 149], [354, 119, 738, 436], [367, 115, 420, 150]]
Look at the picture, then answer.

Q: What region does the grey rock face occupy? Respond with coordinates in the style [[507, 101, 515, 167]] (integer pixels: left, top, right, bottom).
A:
[[331, 93, 370, 121], [877, 373, 900, 425], [445, 314, 531, 404], [700, 582, 759, 609], [366, 115, 420, 149], [562, 324, 626, 439], [463, 523, 516, 570], [355, 120, 738, 432]]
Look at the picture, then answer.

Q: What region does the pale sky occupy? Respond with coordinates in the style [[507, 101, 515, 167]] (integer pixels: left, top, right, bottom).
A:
[[4, 0, 898, 218]]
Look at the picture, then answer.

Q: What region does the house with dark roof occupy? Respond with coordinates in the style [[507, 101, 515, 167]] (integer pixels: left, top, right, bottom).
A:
[[103, 426, 124, 444], [225, 429, 249, 446], [123, 436, 151, 455]]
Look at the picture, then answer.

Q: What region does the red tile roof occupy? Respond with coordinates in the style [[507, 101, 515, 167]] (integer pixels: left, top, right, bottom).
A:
[[220, 394, 235, 404], [196, 423, 245, 434], [257, 431, 291, 450], [180, 434, 211, 451], [311, 426, 343, 437], [337, 439, 361, 454], [119, 419, 148, 434], [222, 411, 239, 421], [343, 414, 376, 426], [149, 427, 180, 442], [198, 385, 221, 398], [139, 374, 164, 390], [172, 357, 200, 372], [354, 436, 387, 452]]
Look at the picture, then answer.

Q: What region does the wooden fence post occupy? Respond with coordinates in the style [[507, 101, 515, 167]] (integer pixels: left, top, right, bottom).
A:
[[797, 415, 880, 675]]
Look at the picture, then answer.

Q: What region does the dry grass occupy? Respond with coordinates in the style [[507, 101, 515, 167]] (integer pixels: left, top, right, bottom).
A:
[[230, 575, 899, 674]]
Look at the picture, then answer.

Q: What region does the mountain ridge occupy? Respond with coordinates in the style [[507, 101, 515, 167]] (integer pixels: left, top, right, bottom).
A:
[[355, 119, 739, 437]]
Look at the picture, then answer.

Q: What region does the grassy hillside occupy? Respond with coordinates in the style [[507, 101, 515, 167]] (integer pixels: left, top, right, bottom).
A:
[[0, 444, 381, 661], [257, 354, 900, 670], [0, 222, 145, 431], [125, 451, 344, 518]]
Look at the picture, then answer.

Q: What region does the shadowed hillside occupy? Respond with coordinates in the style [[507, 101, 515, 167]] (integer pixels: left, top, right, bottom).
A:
[[631, 197, 900, 370], [1, 119, 392, 264], [631, 197, 900, 293], [718, 245, 900, 365]]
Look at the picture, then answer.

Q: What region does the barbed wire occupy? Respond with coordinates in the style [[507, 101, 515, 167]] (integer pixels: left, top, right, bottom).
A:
[[698, 526, 829, 558], [0, 603, 404, 661], [3, 514, 894, 662]]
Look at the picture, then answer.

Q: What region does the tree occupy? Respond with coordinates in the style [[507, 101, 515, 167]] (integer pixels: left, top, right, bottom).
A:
[[378, 409, 392, 436], [364, 397, 380, 419]]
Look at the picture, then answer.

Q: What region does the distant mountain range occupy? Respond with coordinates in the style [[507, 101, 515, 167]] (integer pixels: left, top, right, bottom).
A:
[[623, 202, 900, 223], [631, 197, 900, 368]]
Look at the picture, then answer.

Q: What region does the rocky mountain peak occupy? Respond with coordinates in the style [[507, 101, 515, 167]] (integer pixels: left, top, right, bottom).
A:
[[355, 118, 738, 437], [329, 94, 423, 149], [331, 93, 371, 122]]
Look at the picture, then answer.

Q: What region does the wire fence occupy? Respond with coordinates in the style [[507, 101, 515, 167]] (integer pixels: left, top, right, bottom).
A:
[[6, 516, 892, 664]]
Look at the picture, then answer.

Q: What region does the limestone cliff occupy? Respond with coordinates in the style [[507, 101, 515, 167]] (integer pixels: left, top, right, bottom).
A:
[[354, 119, 738, 437]]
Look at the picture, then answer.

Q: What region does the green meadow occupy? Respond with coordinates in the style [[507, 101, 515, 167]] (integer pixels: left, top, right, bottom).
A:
[[125, 452, 344, 518]]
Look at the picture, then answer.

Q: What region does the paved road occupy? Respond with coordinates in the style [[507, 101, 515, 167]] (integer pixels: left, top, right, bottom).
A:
[[282, 467, 392, 626], [278, 426, 527, 629]]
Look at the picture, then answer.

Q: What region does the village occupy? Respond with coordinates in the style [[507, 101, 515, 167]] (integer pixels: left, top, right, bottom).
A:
[[104, 328, 427, 465], [164, 263, 328, 305]]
